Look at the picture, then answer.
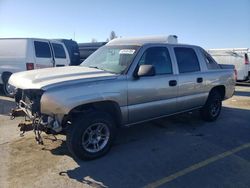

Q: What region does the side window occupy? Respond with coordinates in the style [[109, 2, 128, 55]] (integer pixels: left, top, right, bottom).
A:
[[174, 47, 200, 73], [52, 43, 66, 58], [203, 51, 220, 69], [138, 47, 173, 75], [34, 41, 52, 58]]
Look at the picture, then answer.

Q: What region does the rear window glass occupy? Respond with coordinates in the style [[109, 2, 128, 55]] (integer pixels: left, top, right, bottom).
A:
[[203, 50, 220, 69], [52, 43, 66, 58], [174, 47, 200, 73], [34, 41, 52, 58]]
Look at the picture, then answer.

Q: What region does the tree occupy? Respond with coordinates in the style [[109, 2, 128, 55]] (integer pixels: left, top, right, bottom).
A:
[[109, 31, 117, 41]]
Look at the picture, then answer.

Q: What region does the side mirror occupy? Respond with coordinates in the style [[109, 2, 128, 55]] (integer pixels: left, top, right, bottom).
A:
[[137, 65, 155, 77]]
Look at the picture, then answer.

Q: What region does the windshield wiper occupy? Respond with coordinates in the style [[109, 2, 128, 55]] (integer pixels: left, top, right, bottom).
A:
[[88, 66, 118, 74], [88, 66, 106, 72], [88, 66, 100, 69], [89, 66, 107, 72]]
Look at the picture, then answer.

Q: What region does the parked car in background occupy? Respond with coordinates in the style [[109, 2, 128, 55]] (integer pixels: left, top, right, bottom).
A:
[[0, 38, 78, 96], [78, 42, 107, 63], [207, 48, 250, 81], [9, 35, 235, 160], [56, 39, 81, 66]]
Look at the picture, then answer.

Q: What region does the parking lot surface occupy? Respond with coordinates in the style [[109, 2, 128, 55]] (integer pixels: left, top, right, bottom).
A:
[[0, 84, 250, 188]]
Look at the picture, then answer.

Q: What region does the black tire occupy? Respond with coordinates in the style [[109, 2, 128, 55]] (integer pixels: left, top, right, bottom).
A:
[[200, 90, 222, 122], [66, 111, 116, 160], [2, 74, 15, 97]]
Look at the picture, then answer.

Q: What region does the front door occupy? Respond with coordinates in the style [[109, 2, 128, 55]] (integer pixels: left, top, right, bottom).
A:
[[127, 46, 178, 123]]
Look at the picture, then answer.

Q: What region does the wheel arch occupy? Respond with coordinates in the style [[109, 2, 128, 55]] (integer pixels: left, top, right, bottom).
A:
[[1, 71, 12, 83], [209, 85, 226, 99], [66, 100, 123, 127]]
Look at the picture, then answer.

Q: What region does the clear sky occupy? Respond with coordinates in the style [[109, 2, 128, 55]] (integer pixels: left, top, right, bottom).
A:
[[0, 0, 249, 48]]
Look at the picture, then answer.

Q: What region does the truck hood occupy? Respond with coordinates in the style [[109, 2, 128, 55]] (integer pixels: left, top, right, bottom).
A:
[[9, 66, 117, 90]]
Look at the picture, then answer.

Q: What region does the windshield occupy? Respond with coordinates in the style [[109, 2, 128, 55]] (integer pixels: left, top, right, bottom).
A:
[[81, 45, 140, 74]]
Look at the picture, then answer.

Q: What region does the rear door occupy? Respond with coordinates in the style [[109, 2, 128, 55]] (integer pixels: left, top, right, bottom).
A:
[[173, 46, 207, 111], [33, 40, 54, 69], [127, 46, 178, 123], [51, 41, 70, 67]]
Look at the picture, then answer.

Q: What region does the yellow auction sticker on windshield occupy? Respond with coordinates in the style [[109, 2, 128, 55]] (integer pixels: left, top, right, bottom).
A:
[[119, 49, 135, 54]]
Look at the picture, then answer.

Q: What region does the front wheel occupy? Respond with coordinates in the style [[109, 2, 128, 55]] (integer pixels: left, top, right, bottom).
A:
[[200, 90, 222, 122], [66, 111, 116, 160], [3, 76, 15, 97]]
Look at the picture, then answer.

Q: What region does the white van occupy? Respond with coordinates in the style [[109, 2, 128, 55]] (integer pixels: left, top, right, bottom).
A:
[[207, 48, 249, 81], [0, 38, 71, 96]]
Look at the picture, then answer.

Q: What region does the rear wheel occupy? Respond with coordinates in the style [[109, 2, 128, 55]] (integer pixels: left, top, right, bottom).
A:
[[66, 111, 116, 160], [200, 90, 222, 122]]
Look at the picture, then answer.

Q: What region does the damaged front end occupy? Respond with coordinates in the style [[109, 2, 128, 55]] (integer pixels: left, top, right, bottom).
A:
[[10, 89, 64, 144]]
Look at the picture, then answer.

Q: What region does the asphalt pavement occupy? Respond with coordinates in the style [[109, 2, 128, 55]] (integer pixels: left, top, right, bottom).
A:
[[0, 84, 250, 188]]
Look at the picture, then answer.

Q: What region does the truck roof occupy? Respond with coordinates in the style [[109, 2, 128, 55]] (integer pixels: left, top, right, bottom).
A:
[[107, 35, 179, 46]]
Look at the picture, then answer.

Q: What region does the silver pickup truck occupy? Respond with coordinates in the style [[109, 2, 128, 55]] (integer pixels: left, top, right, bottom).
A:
[[9, 36, 235, 160]]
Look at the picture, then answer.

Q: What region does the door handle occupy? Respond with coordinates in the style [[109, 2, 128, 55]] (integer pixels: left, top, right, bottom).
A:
[[169, 80, 177, 87], [197, 77, 203, 83]]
